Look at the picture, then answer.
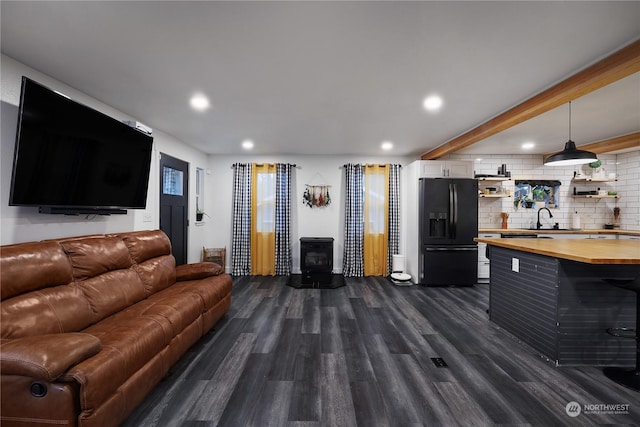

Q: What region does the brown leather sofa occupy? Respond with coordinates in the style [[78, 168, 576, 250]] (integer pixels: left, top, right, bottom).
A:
[[0, 230, 232, 427]]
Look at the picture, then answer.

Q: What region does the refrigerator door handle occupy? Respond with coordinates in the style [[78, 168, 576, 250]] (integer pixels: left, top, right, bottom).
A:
[[424, 247, 477, 252], [448, 184, 454, 238], [450, 184, 457, 239]]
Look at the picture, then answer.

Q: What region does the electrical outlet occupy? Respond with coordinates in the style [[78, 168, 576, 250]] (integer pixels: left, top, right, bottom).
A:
[[143, 213, 153, 223], [512, 257, 519, 273]]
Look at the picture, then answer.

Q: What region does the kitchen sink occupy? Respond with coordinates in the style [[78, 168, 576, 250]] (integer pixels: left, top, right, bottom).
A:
[[500, 233, 554, 239], [510, 228, 569, 231]]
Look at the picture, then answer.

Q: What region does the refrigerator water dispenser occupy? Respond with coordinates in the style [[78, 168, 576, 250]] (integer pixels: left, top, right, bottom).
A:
[[429, 212, 448, 238]]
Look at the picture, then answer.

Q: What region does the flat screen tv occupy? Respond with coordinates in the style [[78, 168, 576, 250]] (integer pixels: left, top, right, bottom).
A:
[[9, 77, 154, 214]]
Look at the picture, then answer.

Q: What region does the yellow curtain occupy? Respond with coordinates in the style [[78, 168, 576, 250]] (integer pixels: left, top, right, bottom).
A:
[[251, 163, 276, 275], [364, 164, 389, 276]]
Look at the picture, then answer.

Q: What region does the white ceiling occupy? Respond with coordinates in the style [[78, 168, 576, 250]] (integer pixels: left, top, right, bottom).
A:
[[2, 1, 639, 158]]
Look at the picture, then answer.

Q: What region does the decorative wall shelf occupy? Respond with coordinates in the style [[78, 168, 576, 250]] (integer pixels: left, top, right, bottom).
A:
[[476, 177, 511, 182], [571, 176, 619, 199], [573, 194, 620, 199], [477, 176, 511, 198], [479, 194, 511, 198], [571, 177, 618, 182]]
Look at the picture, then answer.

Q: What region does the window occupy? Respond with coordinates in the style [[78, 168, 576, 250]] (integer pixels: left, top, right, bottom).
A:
[[162, 166, 183, 196], [514, 180, 561, 209], [363, 165, 389, 276], [195, 167, 204, 211], [251, 164, 277, 275], [256, 170, 275, 232], [365, 171, 386, 234]]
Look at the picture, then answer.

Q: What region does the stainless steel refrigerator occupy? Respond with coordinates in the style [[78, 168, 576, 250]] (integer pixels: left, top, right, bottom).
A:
[[419, 178, 478, 286]]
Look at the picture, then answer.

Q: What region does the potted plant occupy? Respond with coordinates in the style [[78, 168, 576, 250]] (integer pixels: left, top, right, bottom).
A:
[[588, 159, 603, 178], [531, 186, 551, 207], [514, 194, 535, 209], [196, 208, 205, 222], [522, 198, 535, 209]]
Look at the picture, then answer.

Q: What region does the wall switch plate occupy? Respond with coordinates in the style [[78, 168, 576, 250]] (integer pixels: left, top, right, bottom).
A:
[[512, 258, 519, 273]]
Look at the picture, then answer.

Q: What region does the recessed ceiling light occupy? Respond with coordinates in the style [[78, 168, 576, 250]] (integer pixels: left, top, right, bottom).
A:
[[190, 93, 210, 112], [242, 139, 254, 150], [422, 95, 443, 112], [381, 141, 393, 151], [476, 158, 483, 162], [522, 142, 535, 150]]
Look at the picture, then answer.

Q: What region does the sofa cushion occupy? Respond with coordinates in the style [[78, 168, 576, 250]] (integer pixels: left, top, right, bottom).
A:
[[1, 285, 95, 338], [61, 237, 132, 282], [60, 237, 147, 322], [117, 230, 178, 296], [134, 255, 176, 296], [117, 230, 172, 265], [141, 295, 204, 338], [76, 269, 147, 321], [0, 241, 72, 300], [83, 290, 203, 344], [169, 276, 233, 312]]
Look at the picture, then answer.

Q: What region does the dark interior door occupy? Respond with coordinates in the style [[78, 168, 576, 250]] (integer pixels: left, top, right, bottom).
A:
[[160, 153, 188, 265]]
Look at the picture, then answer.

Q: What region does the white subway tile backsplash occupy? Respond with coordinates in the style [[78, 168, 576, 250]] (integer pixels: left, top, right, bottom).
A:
[[449, 151, 639, 230]]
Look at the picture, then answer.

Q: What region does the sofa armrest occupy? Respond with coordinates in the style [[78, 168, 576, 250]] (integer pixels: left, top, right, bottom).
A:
[[176, 262, 224, 281], [0, 333, 101, 381]]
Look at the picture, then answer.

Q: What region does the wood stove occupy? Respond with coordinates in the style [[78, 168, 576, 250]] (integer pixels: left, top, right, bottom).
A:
[[300, 237, 333, 285]]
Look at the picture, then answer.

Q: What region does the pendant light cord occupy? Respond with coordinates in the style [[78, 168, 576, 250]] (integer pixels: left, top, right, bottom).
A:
[[568, 101, 572, 141]]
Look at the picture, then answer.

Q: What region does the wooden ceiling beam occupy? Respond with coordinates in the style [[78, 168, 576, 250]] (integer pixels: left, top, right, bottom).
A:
[[421, 39, 640, 160]]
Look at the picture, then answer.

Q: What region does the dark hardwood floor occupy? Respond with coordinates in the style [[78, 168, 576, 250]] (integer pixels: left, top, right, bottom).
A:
[[124, 276, 640, 426]]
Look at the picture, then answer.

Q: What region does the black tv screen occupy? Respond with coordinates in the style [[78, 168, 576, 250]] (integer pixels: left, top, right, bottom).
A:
[[9, 77, 153, 212]]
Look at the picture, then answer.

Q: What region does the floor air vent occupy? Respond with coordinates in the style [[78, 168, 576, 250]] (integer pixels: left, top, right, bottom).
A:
[[430, 357, 448, 368]]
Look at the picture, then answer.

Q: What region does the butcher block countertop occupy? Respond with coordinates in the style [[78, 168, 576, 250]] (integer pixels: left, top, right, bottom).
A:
[[475, 237, 640, 265], [479, 228, 640, 236]]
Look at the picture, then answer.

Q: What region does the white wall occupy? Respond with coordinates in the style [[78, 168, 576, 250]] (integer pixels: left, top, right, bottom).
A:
[[206, 155, 412, 273], [1, 55, 211, 262]]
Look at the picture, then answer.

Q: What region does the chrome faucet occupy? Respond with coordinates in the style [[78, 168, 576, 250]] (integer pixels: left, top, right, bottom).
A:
[[537, 207, 553, 230]]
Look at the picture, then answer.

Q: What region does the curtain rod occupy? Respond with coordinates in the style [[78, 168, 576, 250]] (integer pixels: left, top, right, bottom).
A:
[[342, 163, 403, 168], [232, 163, 297, 167], [254, 163, 297, 167]]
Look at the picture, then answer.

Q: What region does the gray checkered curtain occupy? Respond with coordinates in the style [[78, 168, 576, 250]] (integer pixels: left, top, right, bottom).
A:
[[275, 163, 293, 275], [231, 163, 252, 275], [342, 163, 364, 277], [387, 164, 401, 274]]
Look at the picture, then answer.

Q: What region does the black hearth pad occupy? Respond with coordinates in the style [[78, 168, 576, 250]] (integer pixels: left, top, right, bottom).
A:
[[287, 274, 345, 289]]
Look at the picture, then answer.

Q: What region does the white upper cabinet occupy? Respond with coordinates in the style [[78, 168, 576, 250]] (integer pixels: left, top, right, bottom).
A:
[[419, 160, 473, 178]]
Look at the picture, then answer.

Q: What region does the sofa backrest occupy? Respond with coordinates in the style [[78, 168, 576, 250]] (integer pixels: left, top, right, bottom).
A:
[[117, 230, 176, 295], [0, 230, 175, 340]]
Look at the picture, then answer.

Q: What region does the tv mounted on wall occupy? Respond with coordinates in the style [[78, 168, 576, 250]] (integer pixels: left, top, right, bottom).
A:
[[9, 77, 154, 215]]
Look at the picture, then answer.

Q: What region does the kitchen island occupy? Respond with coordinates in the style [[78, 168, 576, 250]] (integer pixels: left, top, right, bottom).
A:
[[476, 237, 640, 367]]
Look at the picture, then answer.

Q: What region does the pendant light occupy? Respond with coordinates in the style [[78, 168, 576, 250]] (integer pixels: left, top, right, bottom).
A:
[[544, 101, 598, 166]]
